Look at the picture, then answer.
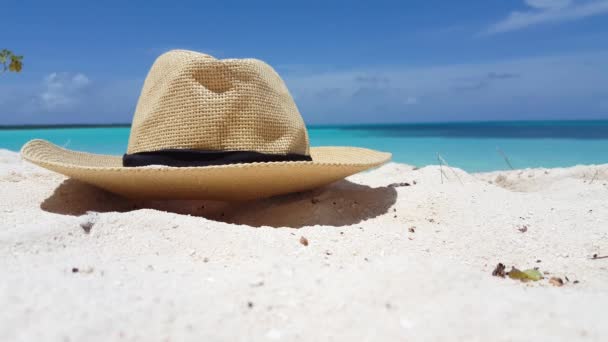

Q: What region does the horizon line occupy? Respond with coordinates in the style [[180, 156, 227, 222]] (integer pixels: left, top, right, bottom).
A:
[[1, 118, 607, 130]]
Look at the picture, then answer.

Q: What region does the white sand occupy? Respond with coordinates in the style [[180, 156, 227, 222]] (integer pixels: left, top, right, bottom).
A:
[[1, 149, 607, 341]]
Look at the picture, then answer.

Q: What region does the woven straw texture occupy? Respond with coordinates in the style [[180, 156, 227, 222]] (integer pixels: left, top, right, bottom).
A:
[[128, 50, 309, 155], [21, 140, 390, 200], [20, 49, 392, 200]]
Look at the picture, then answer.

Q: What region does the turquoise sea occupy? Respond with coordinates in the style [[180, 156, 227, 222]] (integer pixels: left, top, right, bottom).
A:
[[1, 120, 608, 172]]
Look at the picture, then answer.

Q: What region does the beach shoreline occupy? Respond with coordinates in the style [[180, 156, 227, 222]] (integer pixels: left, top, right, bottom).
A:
[[1, 148, 607, 341]]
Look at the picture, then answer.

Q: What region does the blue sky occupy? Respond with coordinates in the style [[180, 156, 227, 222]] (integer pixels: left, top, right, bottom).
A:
[[1, 0, 607, 125]]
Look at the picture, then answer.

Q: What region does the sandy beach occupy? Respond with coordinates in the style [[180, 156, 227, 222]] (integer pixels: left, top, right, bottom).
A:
[[1, 148, 607, 341]]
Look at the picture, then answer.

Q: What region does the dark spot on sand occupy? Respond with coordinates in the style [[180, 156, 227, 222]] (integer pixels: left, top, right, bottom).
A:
[[299, 236, 309, 246], [247, 301, 254, 309], [492, 263, 506, 278], [388, 182, 411, 188], [80, 220, 94, 234], [549, 277, 564, 287], [72, 267, 79, 273]]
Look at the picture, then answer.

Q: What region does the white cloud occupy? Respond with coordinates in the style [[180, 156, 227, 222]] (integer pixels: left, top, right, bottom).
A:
[[404, 96, 418, 105], [1, 53, 607, 125], [525, 0, 572, 10], [0, 74, 141, 125], [40, 72, 91, 110], [484, 0, 608, 35], [283, 51, 608, 123]]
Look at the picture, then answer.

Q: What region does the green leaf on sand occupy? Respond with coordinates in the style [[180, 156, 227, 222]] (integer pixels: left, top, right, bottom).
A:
[[508, 267, 543, 282]]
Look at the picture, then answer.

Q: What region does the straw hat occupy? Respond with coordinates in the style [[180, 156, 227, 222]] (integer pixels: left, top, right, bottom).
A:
[[21, 50, 391, 200]]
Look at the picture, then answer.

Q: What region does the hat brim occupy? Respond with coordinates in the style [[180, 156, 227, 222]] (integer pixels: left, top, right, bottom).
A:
[[21, 139, 391, 200]]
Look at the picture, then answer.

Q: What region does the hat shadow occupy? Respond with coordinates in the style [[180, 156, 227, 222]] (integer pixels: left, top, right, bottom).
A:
[[40, 179, 397, 228]]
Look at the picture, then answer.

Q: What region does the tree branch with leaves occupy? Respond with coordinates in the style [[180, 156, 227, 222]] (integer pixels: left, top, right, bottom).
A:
[[0, 49, 23, 73]]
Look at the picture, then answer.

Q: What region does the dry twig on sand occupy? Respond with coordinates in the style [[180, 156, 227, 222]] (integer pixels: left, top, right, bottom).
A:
[[589, 168, 599, 185], [437, 153, 463, 185], [496, 147, 514, 170], [437, 153, 448, 184]]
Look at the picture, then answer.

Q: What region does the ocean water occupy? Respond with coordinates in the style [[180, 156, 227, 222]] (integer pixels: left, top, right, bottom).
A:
[[1, 121, 607, 172]]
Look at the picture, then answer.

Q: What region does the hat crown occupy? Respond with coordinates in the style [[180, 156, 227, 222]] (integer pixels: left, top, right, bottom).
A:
[[127, 50, 309, 156]]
